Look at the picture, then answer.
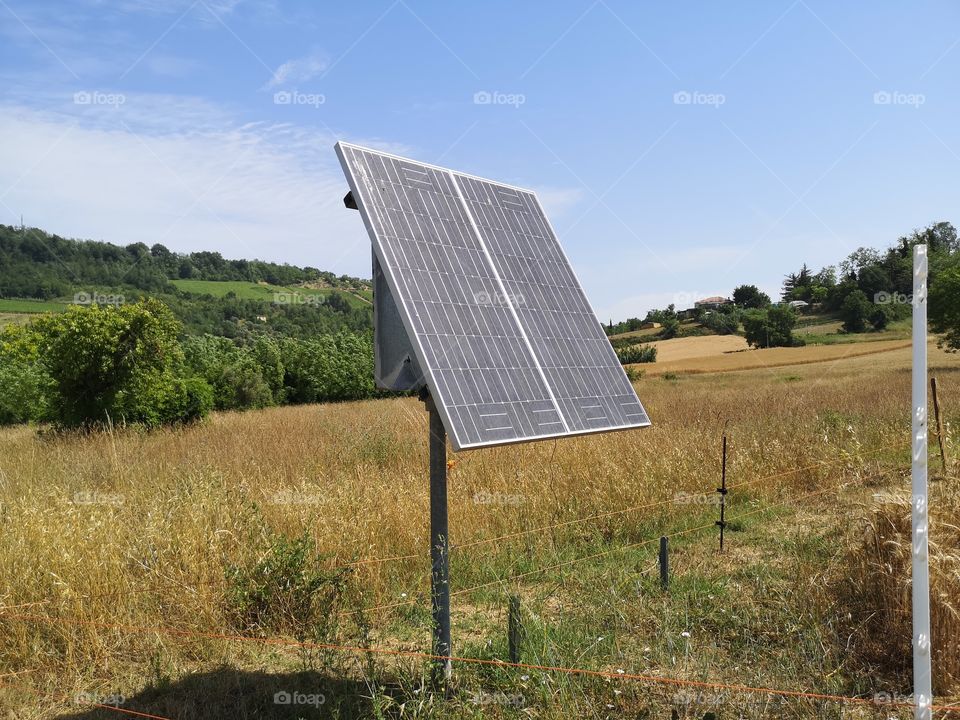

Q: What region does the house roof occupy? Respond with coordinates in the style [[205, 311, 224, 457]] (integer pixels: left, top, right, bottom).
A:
[[696, 296, 728, 304]]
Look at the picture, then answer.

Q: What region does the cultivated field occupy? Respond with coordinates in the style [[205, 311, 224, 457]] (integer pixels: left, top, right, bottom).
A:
[[637, 335, 914, 377], [0, 341, 958, 718]]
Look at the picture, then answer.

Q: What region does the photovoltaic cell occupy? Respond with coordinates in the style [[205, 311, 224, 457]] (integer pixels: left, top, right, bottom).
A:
[[455, 176, 650, 433], [336, 142, 650, 450]]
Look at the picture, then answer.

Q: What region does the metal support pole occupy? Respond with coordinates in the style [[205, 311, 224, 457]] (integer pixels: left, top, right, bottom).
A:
[[426, 396, 452, 690], [912, 244, 933, 720], [716, 434, 728, 551]]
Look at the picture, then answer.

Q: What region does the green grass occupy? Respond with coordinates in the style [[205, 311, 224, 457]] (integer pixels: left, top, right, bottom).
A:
[[171, 279, 296, 300], [800, 318, 912, 345], [170, 279, 370, 309], [0, 298, 68, 313]]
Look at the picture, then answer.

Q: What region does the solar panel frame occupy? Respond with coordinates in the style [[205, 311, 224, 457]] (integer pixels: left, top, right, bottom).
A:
[[335, 141, 651, 451]]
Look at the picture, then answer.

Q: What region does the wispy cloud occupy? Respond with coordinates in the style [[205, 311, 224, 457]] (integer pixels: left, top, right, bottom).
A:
[[262, 51, 328, 89], [0, 97, 376, 276]]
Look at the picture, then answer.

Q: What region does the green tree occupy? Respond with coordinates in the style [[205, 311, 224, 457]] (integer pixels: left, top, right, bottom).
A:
[[930, 265, 960, 350], [732, 285, 771, 309], [742, 305, 800, 348], [840, 290, 872, 333], [35, 299, 211, 428], [657, 317, 680, 339]]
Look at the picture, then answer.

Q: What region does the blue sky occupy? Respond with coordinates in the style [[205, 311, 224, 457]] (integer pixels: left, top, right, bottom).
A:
[[1, 1, 958, 321]]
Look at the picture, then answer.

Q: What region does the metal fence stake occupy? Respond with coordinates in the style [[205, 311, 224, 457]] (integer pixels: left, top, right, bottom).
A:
[[508, 595, 522, 663], [716, 434, 728, 551], [659, 536, 669, 590]]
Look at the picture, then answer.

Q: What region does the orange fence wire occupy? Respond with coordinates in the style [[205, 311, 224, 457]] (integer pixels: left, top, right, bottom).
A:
[[1, 609, 956, 714]]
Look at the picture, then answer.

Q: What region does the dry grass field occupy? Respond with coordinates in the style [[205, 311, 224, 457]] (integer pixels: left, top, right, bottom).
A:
[[645, 334, 749, 363], [0, 340, 958, 718], [638, 336, 913, 377]]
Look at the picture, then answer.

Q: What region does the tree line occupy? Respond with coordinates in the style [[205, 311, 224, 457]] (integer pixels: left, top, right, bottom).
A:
[[0, 299, 377, 427], [0, 224, 369, 300], [607, 221, 960, 350]]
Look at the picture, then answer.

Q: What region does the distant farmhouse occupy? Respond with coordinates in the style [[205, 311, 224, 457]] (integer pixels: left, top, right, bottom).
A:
[[694, 296, 731, 311], [677, 296, 732, 320]]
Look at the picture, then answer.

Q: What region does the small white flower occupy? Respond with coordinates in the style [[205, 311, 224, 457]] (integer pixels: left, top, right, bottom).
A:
[[643, 646, 651, 653], [616, 668, 625, 675], [520, 674, 530, 682], [400, 593, 407, 598], [614, 690, 622, 696], [681, 631, 691, 638]]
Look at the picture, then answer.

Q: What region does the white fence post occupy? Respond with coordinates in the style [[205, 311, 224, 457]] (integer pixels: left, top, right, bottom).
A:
[[912, 243, 933, 720]]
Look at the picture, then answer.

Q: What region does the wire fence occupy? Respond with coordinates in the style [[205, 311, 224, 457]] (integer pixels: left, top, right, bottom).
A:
[[1, 443, 945, 717]]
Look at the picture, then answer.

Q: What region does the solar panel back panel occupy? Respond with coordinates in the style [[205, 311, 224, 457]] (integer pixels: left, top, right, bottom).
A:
[[336, 142, 650, 450]]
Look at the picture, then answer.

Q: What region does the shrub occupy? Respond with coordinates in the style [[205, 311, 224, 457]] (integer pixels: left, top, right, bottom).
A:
[[165, 375, 214, 424], [657, 318, 680, 339], [702, 309, 741, 335], [182, 335, 276, 411], [281, 332, 375, 403], [0, 324, 50, 424], [616, 344, 657, 365], [225, 532, 348, 635]]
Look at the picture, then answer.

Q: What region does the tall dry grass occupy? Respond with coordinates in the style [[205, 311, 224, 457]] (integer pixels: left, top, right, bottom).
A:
[[0, 341, 956, 717], [837, 484, 960, 694]]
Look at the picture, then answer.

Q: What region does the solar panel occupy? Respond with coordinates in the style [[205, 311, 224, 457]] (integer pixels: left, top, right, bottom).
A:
[[336, 141, 650, 450]]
